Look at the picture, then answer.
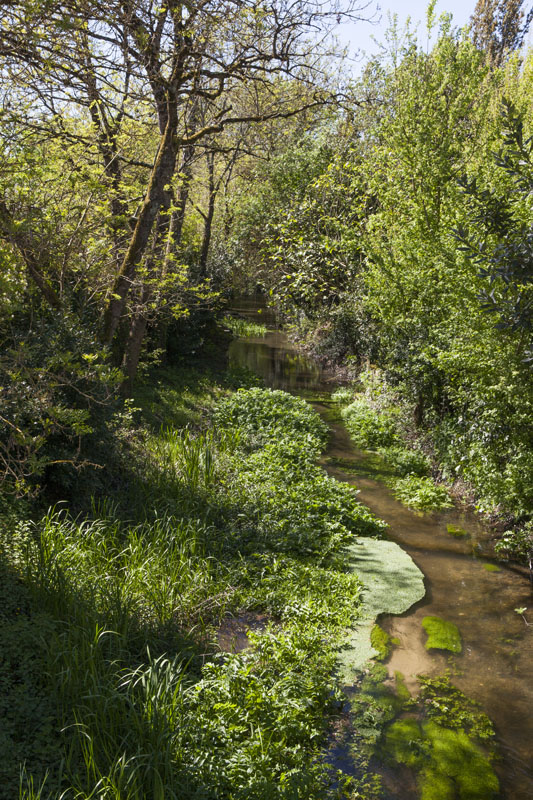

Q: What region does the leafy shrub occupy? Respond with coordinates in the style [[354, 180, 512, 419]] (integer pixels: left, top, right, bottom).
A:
[[216, 391, 386, 560], [215, 387, 329, 451], [378, 446, 430, 477], [341, 398, 399, 449], [495, 521, 533, 564], [392, 476, 452, 512]]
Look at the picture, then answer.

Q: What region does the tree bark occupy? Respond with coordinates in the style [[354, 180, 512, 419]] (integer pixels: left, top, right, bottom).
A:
[[0, 201, 62, 309], [102, 107, 178, 345], [199, 151, 216, 277]]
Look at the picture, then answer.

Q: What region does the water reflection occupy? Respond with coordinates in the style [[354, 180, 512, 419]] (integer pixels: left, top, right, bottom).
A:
[[229, 333, 327, 393]]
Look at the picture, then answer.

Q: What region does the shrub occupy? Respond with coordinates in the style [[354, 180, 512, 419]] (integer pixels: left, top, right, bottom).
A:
[[378, 446, 430, 477], [341, 398, 399, 449], [392, 476, 452, 512]]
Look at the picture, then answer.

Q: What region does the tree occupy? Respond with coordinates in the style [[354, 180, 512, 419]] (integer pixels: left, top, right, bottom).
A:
[[470, 0, 533, 65], [0, 0, 370, 372], [456, 98, 533, 362]]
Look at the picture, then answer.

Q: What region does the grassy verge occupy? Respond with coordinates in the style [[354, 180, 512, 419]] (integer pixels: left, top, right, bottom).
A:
[[1, 369, 388, 799]]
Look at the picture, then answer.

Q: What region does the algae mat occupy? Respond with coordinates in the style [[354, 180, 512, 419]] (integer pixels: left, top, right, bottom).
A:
[[338, 538, 425, 683]]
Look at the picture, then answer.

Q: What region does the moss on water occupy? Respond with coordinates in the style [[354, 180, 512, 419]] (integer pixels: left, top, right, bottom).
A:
[[423, 722, 499, 800], [337, 538, 425, 682], [422, 615, 462, 653], [483, 563, 501, 572]]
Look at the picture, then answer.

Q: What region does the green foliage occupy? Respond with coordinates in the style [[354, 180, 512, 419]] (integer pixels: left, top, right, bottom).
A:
[[418, 675, 495, 742], [341, 398, 399, 449], [422, 616, 462, 653], [392, 476, 453, 512], [0, 381, 390, 797], [0, 312, 121, 496], [215, 386, 329, 451], [378, 446, 430, 477], [494, 519, 533, 563]]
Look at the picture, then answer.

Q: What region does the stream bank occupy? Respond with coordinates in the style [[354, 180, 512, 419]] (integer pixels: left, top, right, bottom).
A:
[[228, 304, 533, 800]]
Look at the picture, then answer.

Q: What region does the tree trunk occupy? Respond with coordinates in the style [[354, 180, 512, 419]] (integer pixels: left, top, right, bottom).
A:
[[199, 152, 216, 277], [0, 201, 62, 309], [121, 286, 151, 395], [102, 108, 178, 345]]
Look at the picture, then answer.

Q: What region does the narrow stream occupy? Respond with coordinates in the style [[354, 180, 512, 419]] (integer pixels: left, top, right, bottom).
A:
[[228, 300, 533, 800]]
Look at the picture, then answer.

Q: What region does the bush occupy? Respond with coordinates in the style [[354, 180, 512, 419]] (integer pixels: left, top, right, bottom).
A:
[[341, 398, 399, 449], [378, 446, 431, 477], [392, 476, 452, 512]]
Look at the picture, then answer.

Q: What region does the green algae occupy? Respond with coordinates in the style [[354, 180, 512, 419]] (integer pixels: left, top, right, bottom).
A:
[[422, 615, 462, 653], [337, 538, 425, 682], [447, 525, 469, 538], [423, 722, 499, 800], [382, 719, 499, 800], [394, 670, 411, 704], [370, 624, 392, 660], [383, 717, 425, 768], [483, 563, 501, 572], [418, 675, 494, 741]]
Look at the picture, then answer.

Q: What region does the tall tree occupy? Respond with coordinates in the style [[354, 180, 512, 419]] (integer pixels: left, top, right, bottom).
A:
[[0, 0, 369, 371], [470, 0, 533, 65]]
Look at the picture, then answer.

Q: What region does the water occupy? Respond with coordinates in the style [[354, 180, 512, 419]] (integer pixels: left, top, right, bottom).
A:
[[228, 302, 533, 800]]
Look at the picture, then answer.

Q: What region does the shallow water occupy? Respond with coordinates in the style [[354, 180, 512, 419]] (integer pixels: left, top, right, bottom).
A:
[[228, 304, 533, 800]]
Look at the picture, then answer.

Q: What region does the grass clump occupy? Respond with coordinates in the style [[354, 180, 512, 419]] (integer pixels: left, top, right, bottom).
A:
[[222, 315, 268, 338], [422, 616, 462, 653], [392, 476, 452, 512]]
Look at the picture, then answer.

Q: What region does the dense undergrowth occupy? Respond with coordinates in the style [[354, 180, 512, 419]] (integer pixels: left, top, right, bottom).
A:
[[0, 372, 388, 799]]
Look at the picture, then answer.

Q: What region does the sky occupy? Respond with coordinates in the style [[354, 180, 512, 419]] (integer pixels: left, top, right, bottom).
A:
[[333, 0, 478, 68]]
